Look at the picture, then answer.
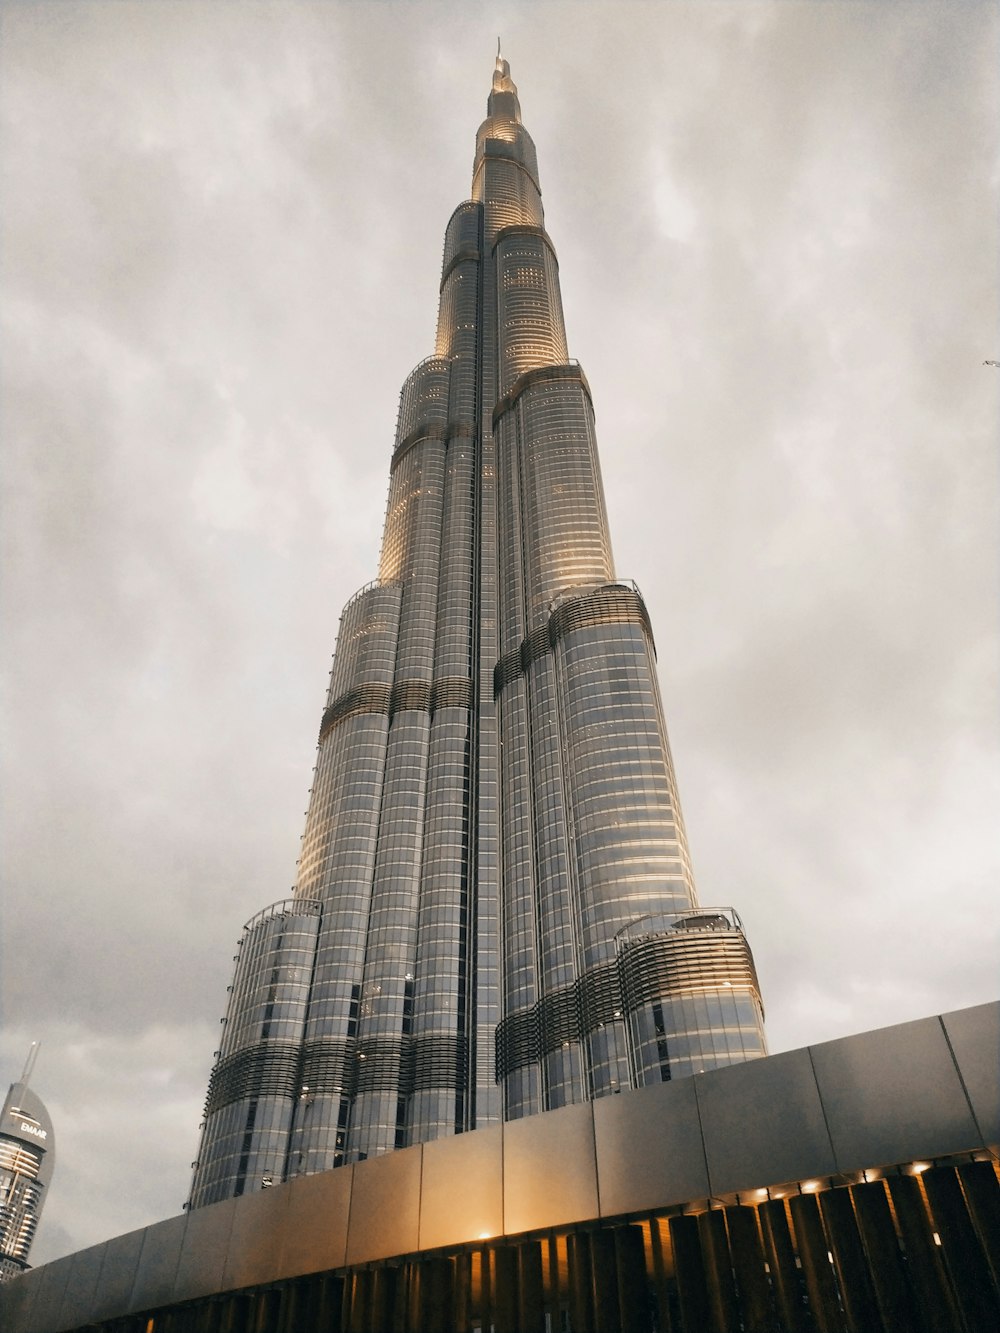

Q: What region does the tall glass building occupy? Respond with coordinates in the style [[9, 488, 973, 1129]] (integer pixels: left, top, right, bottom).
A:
[[0, 1065, 54, 1283], [189, 55, 766, 1210]]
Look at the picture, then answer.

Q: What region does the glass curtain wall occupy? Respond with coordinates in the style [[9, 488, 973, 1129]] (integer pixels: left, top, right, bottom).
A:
[[190, 55, 766, 1209]]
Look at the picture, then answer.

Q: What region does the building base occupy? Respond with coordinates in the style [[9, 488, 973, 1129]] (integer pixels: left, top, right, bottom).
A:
[[3, 1003, 997, 1332]]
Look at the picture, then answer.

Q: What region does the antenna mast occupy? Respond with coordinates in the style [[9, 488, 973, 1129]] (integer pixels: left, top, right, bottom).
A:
[[20, 1041, 40, 1089]]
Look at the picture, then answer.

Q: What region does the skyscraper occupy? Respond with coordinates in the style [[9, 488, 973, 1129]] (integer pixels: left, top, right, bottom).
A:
[[189, 54, 766, 1210], [0, 1049, 54, 1283]]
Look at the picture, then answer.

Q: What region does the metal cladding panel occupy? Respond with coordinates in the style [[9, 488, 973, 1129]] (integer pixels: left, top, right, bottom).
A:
[[503, 1102, 598, 1234], [279, 1165, 353, 1278], [127, 1214, 186, 1313], [593, 1078, 708, 1218], [418, 1123, 503, 1251], [696, 1048, 836, 1196], [172, 1197, 236, 1303], [20, 1253, 71, 1333], [0, 1273, 37, 1332], [86, 1227, 145, 1323], [54, 1242, 107, 1327], [346, 1146, 421, 1266], [809, 1015, 982, 1172], [223, 1179, 293, 1290], [941, 1002, 1000, 1147]]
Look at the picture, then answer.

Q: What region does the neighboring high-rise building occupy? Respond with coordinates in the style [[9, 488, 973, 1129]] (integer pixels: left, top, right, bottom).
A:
[[189, 54, 766, 1210], [0, 1048, 54, 1282]]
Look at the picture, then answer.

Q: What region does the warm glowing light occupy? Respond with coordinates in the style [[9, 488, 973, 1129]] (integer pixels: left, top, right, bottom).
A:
[[479, 1231, 491, 1240], [933, 1232, 942, 1246], [911, 1161, 930, 1174], [802, 1180, 820, 1192], [755, 1188, 768, 1198]]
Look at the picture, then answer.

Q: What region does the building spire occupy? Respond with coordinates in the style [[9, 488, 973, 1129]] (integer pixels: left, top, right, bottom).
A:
[[489, 43, 518, 114], [19, 1042, 40, 1091]]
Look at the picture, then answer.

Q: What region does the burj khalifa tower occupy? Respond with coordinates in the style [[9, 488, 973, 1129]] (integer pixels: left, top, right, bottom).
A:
[[189, 54, 766, 1210]]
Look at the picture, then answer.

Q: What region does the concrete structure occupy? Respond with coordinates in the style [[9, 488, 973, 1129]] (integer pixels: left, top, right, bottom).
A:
[[0, 1059, 55, 1284], [189, 52, 766, 1209], [2, 1003, 997, 1331]]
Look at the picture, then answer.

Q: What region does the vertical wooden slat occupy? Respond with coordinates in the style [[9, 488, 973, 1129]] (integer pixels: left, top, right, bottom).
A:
[[240, 1293, 259, 1333], [818, 1189, 882, 1332], [440, 1256, 457, 1332], [275, 1281, 301, 1333], [453, 1252, 472, 1333], [787, 1193, 844, 1333], [217, 1293, 253, 1333], [546, 1233, 566, 1331], [341, 1271, 355, 1333], [697, 1209, 739, 1333], [850, 1181, 919, 1333], [193, 1301, 214, 1333], [349, 1270, 374, 1333], [517, 1240, 545, 1333], [368, 1267, 397, 1333], [668, 1214, 712, 1333], [474, 1248, 490, 1333], [724, 1206, 777, 1333], [299, 1276, 325, 1333], [418, 1260, 440, 1333], [922, 1165, 1000, 1332], [393, 1264, 412, 1333], [567, 1232, 595, 1333], [193, 1300, 224, 1333], [263, 1288, 286, 1333], [419, 1257, 456, 1333], [493, 1245, 519, 1333], [180, 1310, 201, 1333], [210, 1298, 231, 1333], [589, 1231, 620, 1333], [313, 1274, 344, 1333], [615, 1224, 653, 1333], [405, 1260, 423, 1333], [647, 1217, 675, 1333], [958, 1161, 1000, 1292], [885, 1175, 960, 1333], [759, 1199, 809, 1333]]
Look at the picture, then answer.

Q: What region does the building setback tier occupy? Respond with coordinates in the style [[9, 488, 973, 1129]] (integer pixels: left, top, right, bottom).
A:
[[4, 1003, 997, 1332]]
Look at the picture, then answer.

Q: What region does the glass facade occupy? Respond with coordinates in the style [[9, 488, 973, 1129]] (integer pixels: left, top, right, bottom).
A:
[[0, 1081, 54, 1282], [189, 55, 766, 1210]]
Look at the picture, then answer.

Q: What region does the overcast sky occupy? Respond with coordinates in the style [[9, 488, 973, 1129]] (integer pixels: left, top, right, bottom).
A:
[[2, 0, 997, 1268]]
